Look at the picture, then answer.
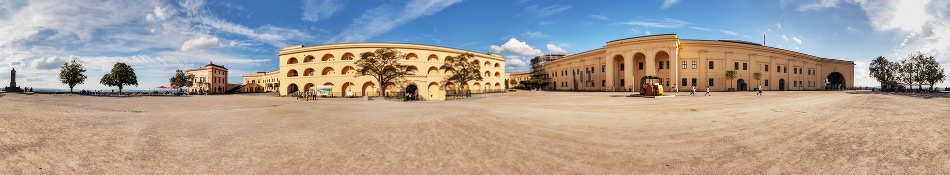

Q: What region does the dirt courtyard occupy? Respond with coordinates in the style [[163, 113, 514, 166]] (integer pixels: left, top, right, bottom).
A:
[[2, 90, 949, 174]]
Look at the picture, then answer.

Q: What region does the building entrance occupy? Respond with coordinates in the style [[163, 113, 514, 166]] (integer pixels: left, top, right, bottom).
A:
[[737, 79, 747, 91]]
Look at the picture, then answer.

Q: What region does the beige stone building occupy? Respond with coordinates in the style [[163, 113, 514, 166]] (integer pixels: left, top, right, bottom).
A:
[[187, 62, 230, 94], [542, 34, 854, 92], [509, 71, 531, 88], [239, 70, 280, 93], [274, 43, 506, 101]]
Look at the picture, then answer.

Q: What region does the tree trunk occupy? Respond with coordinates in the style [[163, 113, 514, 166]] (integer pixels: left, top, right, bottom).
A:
[[119, 86, 123, 94]]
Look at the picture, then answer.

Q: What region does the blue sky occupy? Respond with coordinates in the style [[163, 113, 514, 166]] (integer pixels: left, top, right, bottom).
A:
[[1, 0, 948, 90]]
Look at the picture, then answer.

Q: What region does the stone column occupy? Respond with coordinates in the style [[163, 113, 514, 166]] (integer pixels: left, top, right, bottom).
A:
[[605, 55, 614, 91], [623, 52, 634, 91]]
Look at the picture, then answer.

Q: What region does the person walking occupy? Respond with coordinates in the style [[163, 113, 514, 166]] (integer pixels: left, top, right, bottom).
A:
[[705, 86, 711, 96], [690, 85, 696, 96], [757, 84, 763, 96]]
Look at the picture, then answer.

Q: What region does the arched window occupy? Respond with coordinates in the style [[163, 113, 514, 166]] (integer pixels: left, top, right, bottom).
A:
[[494, 72, 500, 78], [304, 68, 315, 76], [287, 57, 298, 64], [304, 55, 315, 63], [494, 63, 500, 68], [321, 67, 335, 75], [406, 53, 418, 60], [321, 54, 334, 61], [428, 54, 439, 61], [341, 66, 355, 75], [287, 69, 298, 77], [342, 52, 355, 60]]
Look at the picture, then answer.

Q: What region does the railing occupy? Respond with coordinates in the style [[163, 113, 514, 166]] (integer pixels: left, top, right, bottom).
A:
[[286, 89, 508, 100]]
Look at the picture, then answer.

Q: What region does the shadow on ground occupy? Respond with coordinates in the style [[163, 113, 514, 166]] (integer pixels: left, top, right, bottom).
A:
[[848, 91, 950, 99]]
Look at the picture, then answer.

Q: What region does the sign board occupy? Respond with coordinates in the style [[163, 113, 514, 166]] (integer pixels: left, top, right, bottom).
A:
[[316, 85, 332, 96]]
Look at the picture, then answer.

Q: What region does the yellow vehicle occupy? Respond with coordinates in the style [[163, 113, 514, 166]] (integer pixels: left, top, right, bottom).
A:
[[639, 76, 665, 96]]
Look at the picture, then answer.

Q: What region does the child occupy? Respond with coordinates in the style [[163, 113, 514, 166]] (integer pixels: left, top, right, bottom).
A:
[[705, 86, 711, 96], [690, 86, 696, 96]]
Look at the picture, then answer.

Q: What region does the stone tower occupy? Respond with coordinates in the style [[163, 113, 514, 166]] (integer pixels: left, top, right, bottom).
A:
[[4, 68, 22, 92]]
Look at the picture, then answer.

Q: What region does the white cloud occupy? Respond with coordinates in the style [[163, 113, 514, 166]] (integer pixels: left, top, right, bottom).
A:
[[490, 38, 543, 57], [539, 21, 554, 25], [31, 56, 75, 70], [546, 44, 566, 53], [589, 15, 609, 21], [689, 26, 739, 36], [506, 58, 528, 67], [792, 37, 803, 44], [301, 0, 346, 23], [618, 18, 689, 28], [846, 26, 860, 33], [145, 6, 174, 22], [521, 4, 572, 17], [326, 0, 462, 43], [645, 31, 652, 35], [181, 36, 220, 51], [782, 34, 789, 42], [798, 0, 839, 11], [660, 0, 681, 9], [777, 22, 783, 29]]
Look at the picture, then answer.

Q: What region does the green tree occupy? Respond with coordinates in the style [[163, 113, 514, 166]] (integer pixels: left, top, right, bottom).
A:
[[752, 71, 762, 89], [725, 70, 738, 90], [169, 70, 195, 92], [354, 48, 416, 96], [509, 79, 518, 86], [913, 53, 947, 90], [869, 56, 898, 87], [100, 62, 138, 93], [440, 53, 482, 92], [59, 60, 87, 93]]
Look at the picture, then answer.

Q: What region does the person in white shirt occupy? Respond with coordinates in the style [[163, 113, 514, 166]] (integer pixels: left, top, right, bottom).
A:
[[757, 84, 763, 96], [690, 86, 696, 96], [705, 86, 711, 96]]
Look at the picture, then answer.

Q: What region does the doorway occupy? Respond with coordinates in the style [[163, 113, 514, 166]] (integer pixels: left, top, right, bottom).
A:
[[779, 79, 785, 91], [737, 79, 746, 91]]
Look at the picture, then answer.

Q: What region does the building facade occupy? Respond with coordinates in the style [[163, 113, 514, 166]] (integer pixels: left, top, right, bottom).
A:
[[542, 34, 854, 92], [240, 71, 280, 93], [275, 43, 505, 101], [187, 62, 229, 94], [509, 71, 531, 88]]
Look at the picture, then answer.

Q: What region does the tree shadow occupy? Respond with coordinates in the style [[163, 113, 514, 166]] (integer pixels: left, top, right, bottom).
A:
[[847, 91, 950, 99]]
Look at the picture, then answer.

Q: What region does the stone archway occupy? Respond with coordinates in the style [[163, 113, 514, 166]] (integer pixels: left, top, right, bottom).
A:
[[428, 82, 440, 100], [736, 79, 746, 91], [826, 72, 845, 90], [612, 54, 624, 90], [362, 82, 377, 96], [287, 83, 299, 94]]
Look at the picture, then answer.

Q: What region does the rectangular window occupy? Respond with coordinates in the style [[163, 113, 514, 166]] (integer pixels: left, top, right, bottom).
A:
[[682, 78, 687, 86], [692, 61, 697, 69], [620, 64, 625, 71], [682, 61, 687, 69], [620, 79, 625, 86], [765, 79, 769, 86], [667, 61, 670, 69], [709, 78, 714, 87], [639, 62, 644, 70], [743, 63, 747, 70], [794, 68, 797, 74], [784, 67, 787, 73], [602, 65, 605, 72], [709, 61, 714, 69], [659, 62, 664, 69], [691, 78, 697, 86], [777, 66, 781, 72], [765, 65, 769, 72], [602, 80, 606, 87]]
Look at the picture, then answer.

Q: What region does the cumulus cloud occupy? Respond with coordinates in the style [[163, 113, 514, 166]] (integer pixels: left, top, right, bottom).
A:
[[145, 6, 173, 22], [520, 4, 572, 17], [302, 0, 346, 23], [181, 36, 220, 51], [490, 38, 543, 57], [505, 56, 529, 72], [31, 56, 75, 70], [618, 18, 689, 28], [546, 44, 566, 53], [660, 0, 681, 9], [326, 0, 462, 43]]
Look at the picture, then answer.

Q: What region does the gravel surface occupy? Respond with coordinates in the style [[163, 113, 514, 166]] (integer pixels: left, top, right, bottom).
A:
[[2, 91, 949, 174]]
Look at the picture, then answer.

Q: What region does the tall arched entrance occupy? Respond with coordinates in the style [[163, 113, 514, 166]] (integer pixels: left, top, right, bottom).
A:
[[736, 79, 746, 91], [406, 84, 418, 100], [612, 54, 624, 90], [778, 79, 785, 91], [826, 72, 845, 90], [287, 84, 299, 94]]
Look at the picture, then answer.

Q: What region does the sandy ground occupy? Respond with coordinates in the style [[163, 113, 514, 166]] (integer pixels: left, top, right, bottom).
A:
[[1, 90, 949, 174]]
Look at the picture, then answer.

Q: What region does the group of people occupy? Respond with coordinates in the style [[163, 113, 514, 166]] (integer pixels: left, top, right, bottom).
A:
[[688, 84, 764, 96]]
